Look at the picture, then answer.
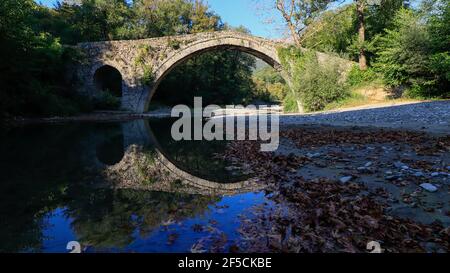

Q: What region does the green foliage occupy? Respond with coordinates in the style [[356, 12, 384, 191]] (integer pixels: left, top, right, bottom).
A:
[[373, 9, 430, 87], [373, 6, 449, 98], [277, 46, 304, 70], [278, 48, 349, 112], [167, 38, 182, 50], [301, 1, 449, 99], [141, 65, 156, 86], [0, 0, 92, 118], [2, 0, 261, 118], [128, 0, 222, 39], [302, 4, 357, 56], [93, 91, 121, 110], [252, 66, 287, 102], [253, 66, 285, 85], [346, 65, 380, 87], [296, 53, 349, 112], [323, 91, 367, 111], [283, 92, 300, 113], [153, 49, 258, 106], [426, 0, 450, 96], [301, 1, 406, 63]]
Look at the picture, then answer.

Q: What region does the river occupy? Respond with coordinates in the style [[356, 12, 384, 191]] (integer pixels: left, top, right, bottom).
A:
[[0, 118, 270, 253]]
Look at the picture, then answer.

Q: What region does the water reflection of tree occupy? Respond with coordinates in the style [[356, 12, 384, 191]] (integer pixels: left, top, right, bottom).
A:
[[0, 124, 89, 252], [0, 123, 124, 252], [65, 188, 220, 249]]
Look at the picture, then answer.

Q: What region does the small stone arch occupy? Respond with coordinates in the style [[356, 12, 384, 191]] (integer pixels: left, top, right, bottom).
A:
[[93, 64, 124, 98]]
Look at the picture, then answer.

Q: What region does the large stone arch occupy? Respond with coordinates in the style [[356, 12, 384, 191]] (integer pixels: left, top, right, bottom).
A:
[[144, 34, 285, 111]]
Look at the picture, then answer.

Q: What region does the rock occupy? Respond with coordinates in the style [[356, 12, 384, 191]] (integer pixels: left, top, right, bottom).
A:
[[394, 161, 408, 170], [414, 172, 424, 177], [306, 152, 322, 158], [364, 162, 373, 167], [431, 172, 440, 177], [357, 167, 374, 174], [446, 166, 450, 171], [339, 176, 353, 184], [420, 183, 438, 192], [386, 175, 402, 181]]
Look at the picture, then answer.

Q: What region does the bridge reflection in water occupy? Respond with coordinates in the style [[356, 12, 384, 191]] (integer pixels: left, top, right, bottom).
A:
[[0, 118, 267, 252], [94, 119, 262, 196]]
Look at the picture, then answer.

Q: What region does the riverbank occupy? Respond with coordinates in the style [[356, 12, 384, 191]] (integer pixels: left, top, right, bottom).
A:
[[6, 109, 172, 126], [8, 100, 449, 135], [221, 125, 450, 252]]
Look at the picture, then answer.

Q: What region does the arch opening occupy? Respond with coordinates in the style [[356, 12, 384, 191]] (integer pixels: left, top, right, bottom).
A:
[[95, 125, 125, 166], [148, 43, 285, 111], [93, 65, 123, 98]]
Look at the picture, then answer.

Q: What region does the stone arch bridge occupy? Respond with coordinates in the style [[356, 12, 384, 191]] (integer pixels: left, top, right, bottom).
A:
[[76, 31, 351, 112], [76, 31, 285, 112]]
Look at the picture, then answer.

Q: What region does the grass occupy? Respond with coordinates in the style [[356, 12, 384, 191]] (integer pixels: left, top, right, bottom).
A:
[[323, 83, 422, 112], [323, 92, 368, 111]]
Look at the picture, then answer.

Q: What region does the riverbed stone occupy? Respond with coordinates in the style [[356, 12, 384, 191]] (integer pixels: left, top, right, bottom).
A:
[[420, 183, 438, 192], [339, 176, 353, 184]]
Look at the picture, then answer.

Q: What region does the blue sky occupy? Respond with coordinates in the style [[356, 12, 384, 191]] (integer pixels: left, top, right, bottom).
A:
[[36, 0, 285, 39], [207, 0, 284, 38]]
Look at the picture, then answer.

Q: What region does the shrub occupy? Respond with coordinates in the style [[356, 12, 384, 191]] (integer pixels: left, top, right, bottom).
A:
[[167, 39, 181, 50], [141, 65, 155, 86], [346, 65, 380, 87], [293, 52, 349, 112], [93, 91, 121, 110], [374, 9, 430, 87], [283, 92, 299, 113]]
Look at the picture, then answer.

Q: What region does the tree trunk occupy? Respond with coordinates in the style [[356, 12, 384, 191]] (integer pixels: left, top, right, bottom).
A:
[[287, 21, 302, 47], [356, 0, 368, 71]]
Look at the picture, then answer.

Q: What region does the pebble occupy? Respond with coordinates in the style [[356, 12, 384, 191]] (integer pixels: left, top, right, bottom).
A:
[[339, 176, 353, 184], [306, 152, 322, 158], [386, 175, 402, 181], [364, 162, 373, 167], [431, 172, 440, 177], [394, 161, 409, 170], [280, 101, 450, 130], [414, 172, 424, 177], [420, 183, 438, 192]]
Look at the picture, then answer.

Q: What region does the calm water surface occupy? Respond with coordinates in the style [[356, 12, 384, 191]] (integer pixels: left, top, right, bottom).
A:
[[0, 119, 270, 253]]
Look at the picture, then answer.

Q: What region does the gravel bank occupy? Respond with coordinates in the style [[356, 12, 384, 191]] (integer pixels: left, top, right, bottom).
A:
[[280, 101, 450, 135]]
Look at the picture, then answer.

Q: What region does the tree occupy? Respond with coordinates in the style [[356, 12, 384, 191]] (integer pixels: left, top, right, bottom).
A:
[[274, 0, 338, 46], [373, 8, 432, 93], [426, 0, 450, 95], [356, 0, 368, 70], [302, 4, 356, 54]]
